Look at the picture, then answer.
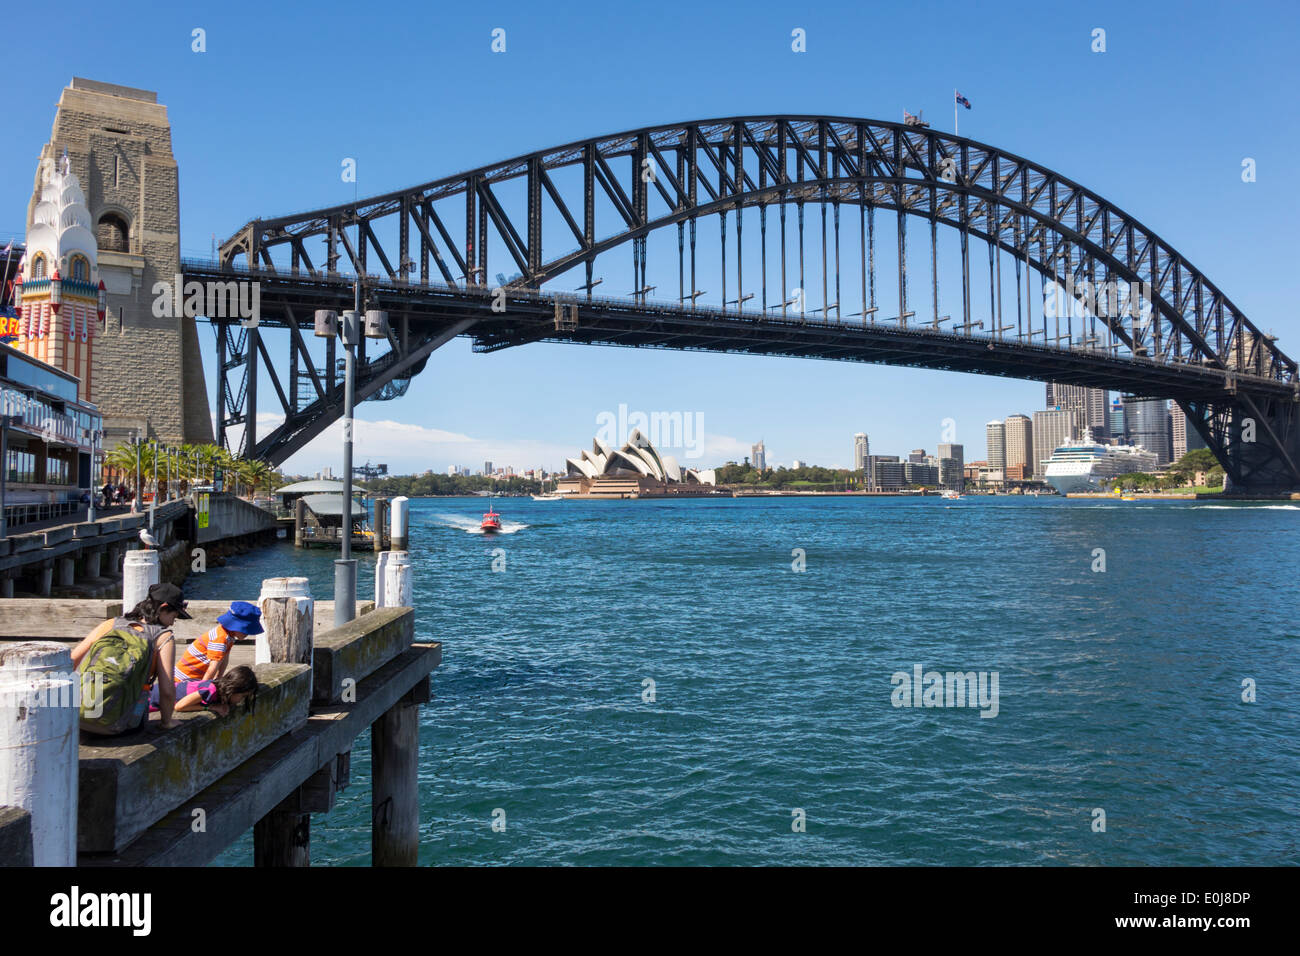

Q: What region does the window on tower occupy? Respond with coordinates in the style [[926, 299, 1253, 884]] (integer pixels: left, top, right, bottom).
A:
[[31, 255, 47, 279], [71, 256, 89, 281], [96, 213, 129, 252]]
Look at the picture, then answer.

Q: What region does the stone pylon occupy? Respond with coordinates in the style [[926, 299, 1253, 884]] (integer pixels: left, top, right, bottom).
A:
[[27, 77, 212, 447]]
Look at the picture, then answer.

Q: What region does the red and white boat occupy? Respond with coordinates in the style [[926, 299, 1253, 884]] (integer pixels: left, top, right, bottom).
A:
[[480, 506, 502, 533]]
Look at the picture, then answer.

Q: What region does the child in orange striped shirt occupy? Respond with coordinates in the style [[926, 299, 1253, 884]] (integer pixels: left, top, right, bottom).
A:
[[174, 601, 263, 682]]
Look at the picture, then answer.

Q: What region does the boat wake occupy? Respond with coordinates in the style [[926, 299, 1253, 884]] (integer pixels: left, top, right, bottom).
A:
[[1193, 504, 1300, 511], [432, 513, 530, 534]]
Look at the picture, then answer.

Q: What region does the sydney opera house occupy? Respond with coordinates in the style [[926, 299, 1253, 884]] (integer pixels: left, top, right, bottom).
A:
[[557, 430, 721, 498]]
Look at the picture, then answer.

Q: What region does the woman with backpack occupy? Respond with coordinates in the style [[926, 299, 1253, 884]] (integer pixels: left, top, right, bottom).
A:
[[71, 582, 191, 734]]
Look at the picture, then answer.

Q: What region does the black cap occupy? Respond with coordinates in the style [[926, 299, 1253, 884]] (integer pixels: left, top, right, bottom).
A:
[[148, 582, 192, 619]]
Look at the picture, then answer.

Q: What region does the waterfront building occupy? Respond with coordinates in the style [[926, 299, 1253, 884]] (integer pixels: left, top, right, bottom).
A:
[[1, 341, 103, 527], [986, 420, 1006, 470], [1003, 414, 1033, 473], [558, 430, 718, 498], [752, 440, 767, 472], [1032, 408, 1082, 479], [1046, 383, 1109, 439], [937, 443, 964, 491], [1123, 396, 1173, 465], [903, 462, 938, 486], [871, 458, 906, 491], [853, 433, 869, 472], [938, 457, 964, 490], [1170, 403, 1207, 459]]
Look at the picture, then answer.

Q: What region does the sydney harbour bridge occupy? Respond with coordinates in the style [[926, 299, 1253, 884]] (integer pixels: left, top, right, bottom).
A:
[[190, 115, 1300, 493]]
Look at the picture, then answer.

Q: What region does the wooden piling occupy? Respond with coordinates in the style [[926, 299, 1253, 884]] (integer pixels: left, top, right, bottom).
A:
[[371, 678, 428, 866], [259, 576, 314, 699], [373, 498, 388, 552], [253, 792, 310, 867], [294, 498, 306, 548]]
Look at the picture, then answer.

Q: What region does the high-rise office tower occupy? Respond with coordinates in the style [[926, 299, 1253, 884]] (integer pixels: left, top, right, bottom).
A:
[[908, 448, 927, 463], [853, 433, 869, 472], [1046, 383, 1109, 439], [752, 440, 767, 471], [1032, 408, 1081, 478], [1003, 414, 1033, 472], [986, 420, 1006, 470], [1109, 398, 1126, 441], [1122, 397, 1173, 465], [1170, 404, 1207, 460], [937, 442, 964, 491]]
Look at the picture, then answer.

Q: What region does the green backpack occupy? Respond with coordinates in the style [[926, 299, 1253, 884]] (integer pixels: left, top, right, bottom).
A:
[[79, 618, 163, 735]]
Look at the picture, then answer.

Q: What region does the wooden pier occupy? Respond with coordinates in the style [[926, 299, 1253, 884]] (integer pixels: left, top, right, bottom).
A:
[[0, 592, 439, 867]]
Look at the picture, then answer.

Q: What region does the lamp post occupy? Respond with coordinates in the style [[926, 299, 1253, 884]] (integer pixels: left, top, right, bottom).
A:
[[133, 436, 142, 513], [316, 282, 388, 627], [149, 439, 157, 529]]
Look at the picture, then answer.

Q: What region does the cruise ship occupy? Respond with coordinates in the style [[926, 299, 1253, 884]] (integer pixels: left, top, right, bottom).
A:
[[1042, 439, 1160, 494]]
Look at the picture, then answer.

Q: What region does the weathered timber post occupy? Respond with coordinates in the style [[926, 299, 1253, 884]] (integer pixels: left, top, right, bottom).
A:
[[0, 643, 78, 865], [251, 577, 315, 866], [390, 496, 409, 551], [371, 676, 429, 866], [374, 550, 391, 608], [258, 576, 314, 698], [373, 497, 388, 552], [294, 498, 305, 549], [383, 551, 412, 608], [122, 549, 159, 609]]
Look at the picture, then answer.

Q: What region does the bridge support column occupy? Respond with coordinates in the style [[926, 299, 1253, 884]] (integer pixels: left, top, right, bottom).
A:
[[56, 557, 75, 588], [84, 549, 101, 579]]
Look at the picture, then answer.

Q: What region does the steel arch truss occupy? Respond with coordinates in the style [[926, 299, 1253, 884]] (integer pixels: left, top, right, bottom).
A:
[[212, 115, 1300, 488]]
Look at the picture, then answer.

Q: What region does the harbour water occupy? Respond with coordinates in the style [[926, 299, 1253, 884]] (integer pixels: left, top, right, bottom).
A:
[[193, 496, 1300, 865]]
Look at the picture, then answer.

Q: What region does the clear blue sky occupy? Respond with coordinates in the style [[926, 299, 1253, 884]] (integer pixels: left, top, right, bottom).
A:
[[7, 0, 1299, 473]]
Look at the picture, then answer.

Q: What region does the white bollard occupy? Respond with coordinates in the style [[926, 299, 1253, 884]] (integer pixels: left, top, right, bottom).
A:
[[390, 496, 410, 552], [122, 549, 160, 611], [383, 551, 413, 608], [0, 642, 79, 866], [375, 550, 391, 608]]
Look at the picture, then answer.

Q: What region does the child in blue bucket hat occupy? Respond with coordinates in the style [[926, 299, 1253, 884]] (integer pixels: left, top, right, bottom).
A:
[[175, 601, 265, 682]]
